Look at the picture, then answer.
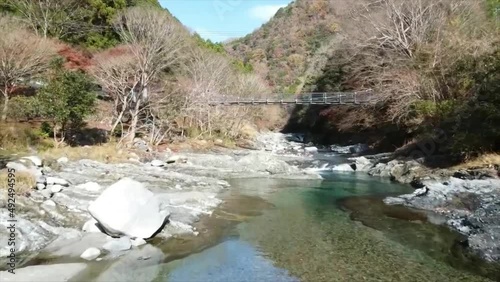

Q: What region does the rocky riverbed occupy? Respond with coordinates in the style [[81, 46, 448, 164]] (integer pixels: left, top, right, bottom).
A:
[[1, 131, 499, 281], [0, 135, 322, 280]]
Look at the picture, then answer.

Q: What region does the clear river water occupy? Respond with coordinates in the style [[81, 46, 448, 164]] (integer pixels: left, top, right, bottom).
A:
[[100, 172, 499, 282]]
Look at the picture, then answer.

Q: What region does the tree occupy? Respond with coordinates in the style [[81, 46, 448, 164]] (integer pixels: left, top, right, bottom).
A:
[[38, 67, 96, 146], [91, 46, 140, 136], [112, 7, 186, 143], [3, 0, 83, 39], [0, 16, 56, 121]]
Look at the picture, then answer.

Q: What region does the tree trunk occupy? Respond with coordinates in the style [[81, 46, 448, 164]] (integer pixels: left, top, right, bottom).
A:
[[1, 94, 9, 122], [125, 94, 142, 145]]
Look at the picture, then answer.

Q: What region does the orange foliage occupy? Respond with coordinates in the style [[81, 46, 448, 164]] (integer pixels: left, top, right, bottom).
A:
[[57, 45, 93, 71]]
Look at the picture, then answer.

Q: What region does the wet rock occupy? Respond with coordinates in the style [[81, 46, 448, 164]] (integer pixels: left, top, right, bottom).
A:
[[80, 247, 101, 260], [0, 263, 87, 282], [102, 237, 132, 252], [88, 178, 170, 239]]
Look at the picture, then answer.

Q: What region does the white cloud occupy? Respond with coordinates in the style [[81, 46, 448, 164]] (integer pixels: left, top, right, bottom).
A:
[[192, 27, 232, 43], [249, 4, 286, 22]]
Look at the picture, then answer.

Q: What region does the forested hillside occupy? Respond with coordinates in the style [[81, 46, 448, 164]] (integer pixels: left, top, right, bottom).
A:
[[0, 0, 276, 152], [230, 0, 500, 159]]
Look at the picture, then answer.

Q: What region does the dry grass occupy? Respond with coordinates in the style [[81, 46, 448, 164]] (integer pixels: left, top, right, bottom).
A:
[[453, 153, 500, 169], [39, 142, 131, 164], [0, 170, 36, 196]]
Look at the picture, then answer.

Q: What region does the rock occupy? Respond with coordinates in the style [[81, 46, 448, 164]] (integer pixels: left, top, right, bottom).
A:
[[50, 185, 64, 193], [94, 244, 165, 282], [304, 146, 318, 153], [166, 155, 186, 164], [36, 175, 47, 184], [331, 163, 355, 172], [46, 177, 70, 187], [40, 189, 53, 199], [22, 156, 43, 167], [76, 182, 101, 192], [131, 238, 147, 247], [41, 200, 56, 208], [88, 178, 170, 239], [6, 162, 42, 177], [82, 219, 101, 233], [133, 138, 150, 152], [348, 156, 374, 172], [36, 183, 46, 190], [214, 139, 223, 145], [102, 237, 132, 252], [80, 247, 101, 260], [410, 178, 426, 189], [150, 160, 165, 167], [57, 157, 69, 164], [43, 232, 108, 258], [0, 263, 87, 282]]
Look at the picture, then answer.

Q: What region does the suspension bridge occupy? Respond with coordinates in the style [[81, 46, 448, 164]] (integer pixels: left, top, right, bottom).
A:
[[207, 90, 375, 106]]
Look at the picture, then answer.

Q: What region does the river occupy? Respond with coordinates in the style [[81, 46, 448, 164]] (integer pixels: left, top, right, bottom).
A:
[[106, 172, 498, 282]]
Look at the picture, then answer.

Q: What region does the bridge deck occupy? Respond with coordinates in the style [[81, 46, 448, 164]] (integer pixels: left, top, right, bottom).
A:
[[207, 90, 374, 106]]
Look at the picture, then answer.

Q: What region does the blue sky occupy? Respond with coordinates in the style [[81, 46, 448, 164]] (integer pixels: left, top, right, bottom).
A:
[[159, 0, 293, 42]]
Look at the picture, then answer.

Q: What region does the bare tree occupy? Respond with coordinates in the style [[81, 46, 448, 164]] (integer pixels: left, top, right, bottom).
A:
[[0, 16, 56, 121], [113, 7, 187, 143], [91, 46, 141, 136], [4, 0, 82, 39]]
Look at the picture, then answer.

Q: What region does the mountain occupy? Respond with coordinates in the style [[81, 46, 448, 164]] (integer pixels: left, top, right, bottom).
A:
[[225, 0, 368, 94]]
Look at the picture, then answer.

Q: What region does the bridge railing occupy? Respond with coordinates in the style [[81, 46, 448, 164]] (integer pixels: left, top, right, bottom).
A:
[[206, 89, 374, 105]]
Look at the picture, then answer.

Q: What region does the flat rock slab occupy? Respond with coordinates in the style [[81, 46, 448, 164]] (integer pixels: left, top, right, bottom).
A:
[[0, 263, 87, 282]]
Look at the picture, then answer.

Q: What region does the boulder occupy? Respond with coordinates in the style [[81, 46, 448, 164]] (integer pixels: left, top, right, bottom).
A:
[[102, 237, 132, 252], [80, 247, 101, 260], [88, 178, 170, 239], [36, 183, 46, 190]]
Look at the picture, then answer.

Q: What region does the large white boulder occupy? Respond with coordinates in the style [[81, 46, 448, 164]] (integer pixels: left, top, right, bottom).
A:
[[88, 178, 170, 239], [21, 156, 43, 167]]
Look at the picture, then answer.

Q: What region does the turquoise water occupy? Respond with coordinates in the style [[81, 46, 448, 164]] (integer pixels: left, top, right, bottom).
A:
[[157, 173, 498, 282]]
